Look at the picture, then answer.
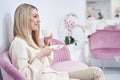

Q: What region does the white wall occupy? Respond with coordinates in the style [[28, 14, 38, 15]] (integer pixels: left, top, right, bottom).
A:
[[87, 0, 110, 19], [111, 0, 120, 18], [0, 0, 44, 53], [52, 0, 86, 43], [0, 0, 86, 53]]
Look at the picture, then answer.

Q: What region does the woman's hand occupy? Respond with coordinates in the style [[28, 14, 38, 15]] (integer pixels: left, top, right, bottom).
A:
[[44, 33, 53, 46], [36, 46, 52, 61]]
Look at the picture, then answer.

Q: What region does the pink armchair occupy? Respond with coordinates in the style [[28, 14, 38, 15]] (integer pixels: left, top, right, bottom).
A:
[[89, 30, 120, 68], [50, 38, 88, 72], [0, 51, 25, 80]]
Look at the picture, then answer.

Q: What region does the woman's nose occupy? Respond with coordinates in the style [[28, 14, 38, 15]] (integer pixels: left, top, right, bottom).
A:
[[37, 18, 40, 23]]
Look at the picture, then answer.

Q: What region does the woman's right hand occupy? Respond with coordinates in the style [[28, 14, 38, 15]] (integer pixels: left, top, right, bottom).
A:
[[44, 33, 53, 46], [36, 46, 51, 61]]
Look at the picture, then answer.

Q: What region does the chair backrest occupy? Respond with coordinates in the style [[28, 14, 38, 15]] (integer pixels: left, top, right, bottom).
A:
[[104, 25, 120, 30], [50, 38, 71, 65], [89, 30, 120, 50]]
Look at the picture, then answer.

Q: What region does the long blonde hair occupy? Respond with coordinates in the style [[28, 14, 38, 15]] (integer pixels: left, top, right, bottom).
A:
[[14, 3, 41, 48]]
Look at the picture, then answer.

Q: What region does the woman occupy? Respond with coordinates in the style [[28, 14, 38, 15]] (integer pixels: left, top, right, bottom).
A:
[[9, 3, 105, 80]]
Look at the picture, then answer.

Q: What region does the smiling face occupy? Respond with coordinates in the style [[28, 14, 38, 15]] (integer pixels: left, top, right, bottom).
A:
[[29, 9, 40, 31]]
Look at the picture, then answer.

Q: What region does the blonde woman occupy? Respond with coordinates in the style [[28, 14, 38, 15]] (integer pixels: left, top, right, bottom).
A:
[[9, 3, 105, 80]]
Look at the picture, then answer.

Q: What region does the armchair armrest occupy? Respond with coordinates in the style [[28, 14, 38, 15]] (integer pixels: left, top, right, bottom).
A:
[[0, 51, 25, 80], [1, 61, 25, 80]]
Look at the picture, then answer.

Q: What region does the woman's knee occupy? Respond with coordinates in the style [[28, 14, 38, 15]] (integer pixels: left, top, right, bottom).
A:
[[92, 67, 103, 74], [92, 67, 104, 79]]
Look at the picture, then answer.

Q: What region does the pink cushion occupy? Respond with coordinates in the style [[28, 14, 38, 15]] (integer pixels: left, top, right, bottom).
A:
[[51, 61, 88, 72]]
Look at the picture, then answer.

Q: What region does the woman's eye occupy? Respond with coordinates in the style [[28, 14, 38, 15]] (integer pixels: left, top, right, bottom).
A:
[[34, 15, 37, 18], [33, 15, 39, 19]]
